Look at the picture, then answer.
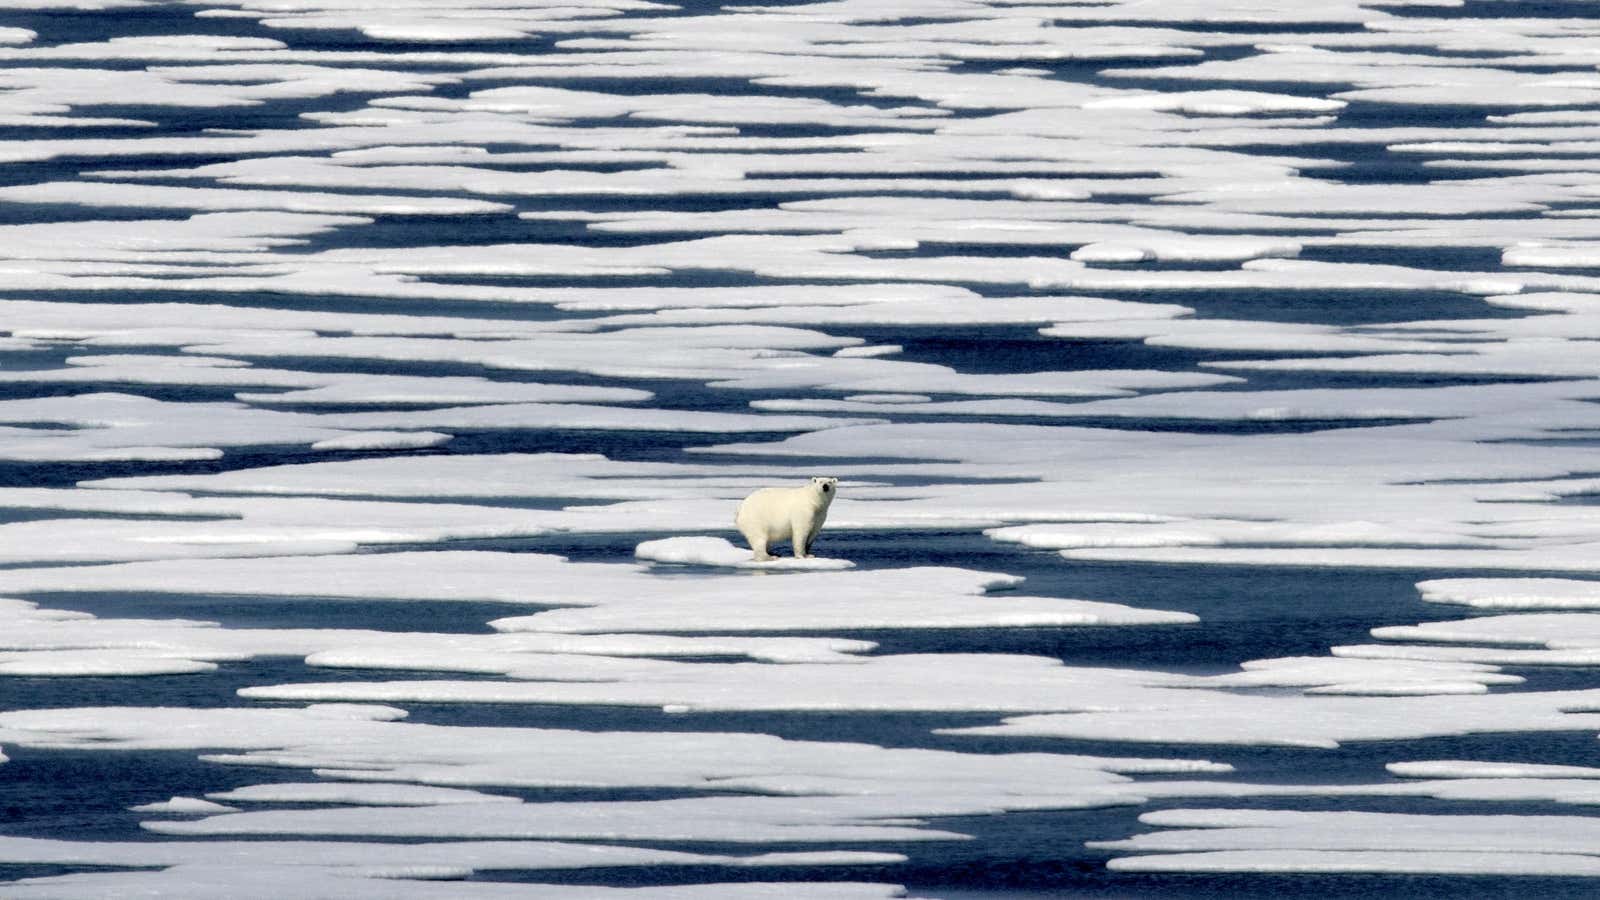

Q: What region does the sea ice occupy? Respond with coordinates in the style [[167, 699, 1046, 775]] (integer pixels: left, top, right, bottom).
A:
[[206, 783, 519, 807], [309, 431, 451, 451], [635, 536, 854, 570], [1086, 89, 1345, 116], [131, 797, 239, 815], [0, 182, 512, 216], [13, 0, 1600, 893], [1418, 578, 1600, 610], [1099, 809, 1600, 875]]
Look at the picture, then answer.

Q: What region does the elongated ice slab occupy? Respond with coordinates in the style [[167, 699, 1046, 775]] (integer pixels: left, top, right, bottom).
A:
[[635, 536, 854, 570], [1101, 809, 1600, 876], [1419, 578, 1600, 610]]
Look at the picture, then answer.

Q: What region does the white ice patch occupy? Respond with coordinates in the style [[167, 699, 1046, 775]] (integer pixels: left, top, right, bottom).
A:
[[1195, 656, 1521, 696], [712, 364, 1240, 399], [332, 402, 878, 436], [305, 631, 877, 668], [1419, 578, 1600, 610], [1110, 849, 1600, 876], [489, 564, 1196, 635], [1100, 809, 1600, 876], [635, 536, 854, 570], [0, 594, 876, 681], [0, 703, 1229, 852], [1071, 235, 1301, 263], [1042, 317, 1459, 356], [0, 182, 511, 216], [5, 872, 909, 900], [0, 387, 869, 464], [0, 356, 657, 411], [0, 392, 346, 463], [0, 548, 1190, 644], [0, 551, 580, 602], [595, 294, 1193, 331], [236, 653, 1187, 714], [1332, 612, 1600, 667], [239, 377, 652, 408], [1086, 89, 1345, 116], [1389, 760, 1600, 781], [0, 648, 219, 677], [941, 682, 1600, 748], [0, 494, 585, 565], [131, 797, 238, 815], [751, 397, 1121, 417], [139, 796, 970, 843], [82, 452, 747, 502], [244, 651, 1525, 718], [207, 783, 519, 807], [310, 431, 451, 451], [0, 835, 906, 899]]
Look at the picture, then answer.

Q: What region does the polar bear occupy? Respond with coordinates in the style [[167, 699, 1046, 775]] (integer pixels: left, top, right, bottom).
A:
[[735, 476, 838, 561]]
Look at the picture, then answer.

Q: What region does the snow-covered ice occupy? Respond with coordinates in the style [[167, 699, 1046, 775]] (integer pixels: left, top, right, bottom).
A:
[[635, 535, 855, 570]]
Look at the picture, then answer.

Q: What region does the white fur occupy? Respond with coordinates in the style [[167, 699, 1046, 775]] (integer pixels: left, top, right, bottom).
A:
[[735, 476, 838, 561]]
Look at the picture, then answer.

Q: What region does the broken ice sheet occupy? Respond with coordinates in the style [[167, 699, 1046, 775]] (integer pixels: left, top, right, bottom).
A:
[[1097, 809, 1600, 876], [634, 535, 855, 570]]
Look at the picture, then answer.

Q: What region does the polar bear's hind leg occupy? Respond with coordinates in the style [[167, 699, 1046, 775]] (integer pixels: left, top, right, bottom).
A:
[[741, 524, 772, 561]]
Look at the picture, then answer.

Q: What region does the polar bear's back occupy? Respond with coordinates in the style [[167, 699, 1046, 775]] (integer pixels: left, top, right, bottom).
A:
[[735, 485, 807, 533]]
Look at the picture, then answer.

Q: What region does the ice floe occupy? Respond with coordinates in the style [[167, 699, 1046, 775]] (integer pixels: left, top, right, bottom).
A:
[[1099, 809, 1600, 876], [0, 182, 512, 216], [1331, 611, 1600, 667], [634, 535, 854, 570], [206, 783, 520, 807], [0, 703, 1231, 847], [1419, 578, 1600, 610], [942, 684, 1600, 748], [489, 565, 1197, 634], [0, 388, 870, 464], [0, 594, 878, 678], [131, 797, 239, 816], [0, 836, 907, 900]]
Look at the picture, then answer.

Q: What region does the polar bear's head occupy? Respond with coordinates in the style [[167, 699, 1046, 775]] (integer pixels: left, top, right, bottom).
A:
[[810, 476, 838, 497]]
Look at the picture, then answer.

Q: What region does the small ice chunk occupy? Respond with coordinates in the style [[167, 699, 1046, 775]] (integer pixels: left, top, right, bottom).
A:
[[833, 345, 902, 358], [1389, 760, 1600, 781], [129, 796, 237, 815], [842, 394, 930, 404], [309, 431, 451, 451], [208, 783, 519, 807], [1100, 809, 1600, 876], [1072, 236, 1300, 263], [1086, 89, 1345, 115], [635, 536, 854, 570]]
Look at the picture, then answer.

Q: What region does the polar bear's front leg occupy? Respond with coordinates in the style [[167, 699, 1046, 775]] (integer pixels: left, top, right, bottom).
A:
[[790, 516, 814, 558]]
